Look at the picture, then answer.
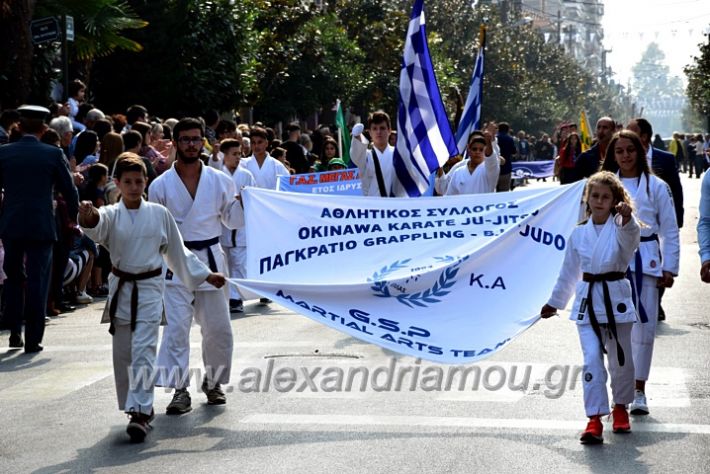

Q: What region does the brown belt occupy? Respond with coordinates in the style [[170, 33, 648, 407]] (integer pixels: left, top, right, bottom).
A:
[[108, 266, 163, 335]]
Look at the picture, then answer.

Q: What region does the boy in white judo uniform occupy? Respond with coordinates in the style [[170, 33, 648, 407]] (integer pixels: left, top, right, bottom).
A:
[[540, 171, 640, 444], [218, 138, 255, 313], [239, 126, 288, 305], [149, 118, 244, 413], [436, 129, 499, 195], [79, 153, 226, 442], [350, 110, 399, 197]]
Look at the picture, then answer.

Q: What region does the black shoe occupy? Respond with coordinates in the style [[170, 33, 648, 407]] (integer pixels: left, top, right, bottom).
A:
[[202, 378, 227, 405], [57, 304, 76, 313], [9, 333, 23, 348], [259, 298, 272, 305], [126, 410, 154, 443], [24, 344, 43, 354], [229, 299, 244, 313]]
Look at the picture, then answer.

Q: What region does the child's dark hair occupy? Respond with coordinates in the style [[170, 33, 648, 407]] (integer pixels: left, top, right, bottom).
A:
[[220, 138, 242, 154], [68, 79, 86, 98], [122, 130, 143, 150], [88, 163, 109, 184], [467, 130, 486, 146], [250, 126, 268, 141], [114, 152, 147, 179], [271, 147, 286, 160], [367, 110, 391, 129]]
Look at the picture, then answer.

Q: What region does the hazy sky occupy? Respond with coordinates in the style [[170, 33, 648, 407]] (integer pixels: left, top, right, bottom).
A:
[[602, 0, 710, 88]]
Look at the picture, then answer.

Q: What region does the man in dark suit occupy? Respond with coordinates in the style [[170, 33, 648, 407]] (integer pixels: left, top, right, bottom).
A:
[[627, 118, 683, 228], [574, 116, 615, 181], [496, 122, 515, 191], [0, 106, 79, 352]]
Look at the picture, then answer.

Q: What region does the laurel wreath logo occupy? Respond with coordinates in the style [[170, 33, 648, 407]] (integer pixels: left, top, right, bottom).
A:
[[368, 256, 468, 308]]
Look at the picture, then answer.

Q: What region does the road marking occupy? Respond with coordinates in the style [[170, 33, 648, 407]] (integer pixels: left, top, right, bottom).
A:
[[0, 362, 112, 401], [14, 340, 319, 352], [240, 413, 710, 435]]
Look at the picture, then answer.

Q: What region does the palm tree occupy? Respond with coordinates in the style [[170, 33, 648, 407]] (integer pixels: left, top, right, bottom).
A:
[[33, 0, 148, 93]]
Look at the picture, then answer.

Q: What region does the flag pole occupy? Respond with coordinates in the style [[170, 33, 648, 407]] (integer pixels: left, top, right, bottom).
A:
[[336, 99, 342, 158]]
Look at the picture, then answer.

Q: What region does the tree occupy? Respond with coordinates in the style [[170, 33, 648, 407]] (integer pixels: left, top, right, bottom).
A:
[[631, 42, 685, 136], [0, 0, 38, 108], [91, 0, 258, 117], [685, 34, 710, 132], [249, 0, 365, 124], [29, 0, 147, 104]]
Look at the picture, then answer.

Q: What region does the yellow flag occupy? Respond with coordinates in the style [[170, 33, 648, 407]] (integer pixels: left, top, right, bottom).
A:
[[579, 110, 592, 152]]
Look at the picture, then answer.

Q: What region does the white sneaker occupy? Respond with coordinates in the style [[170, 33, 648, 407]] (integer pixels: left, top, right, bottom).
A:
[[629, 389, 649, 415], [75, 291, 93, 304]]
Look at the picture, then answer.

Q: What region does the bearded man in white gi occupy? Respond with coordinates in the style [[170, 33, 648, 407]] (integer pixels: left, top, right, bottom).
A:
[[149, 117, 243, 413]]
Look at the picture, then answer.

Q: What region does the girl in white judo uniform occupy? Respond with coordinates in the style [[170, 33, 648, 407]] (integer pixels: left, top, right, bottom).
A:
[[149, 118, 244, 414], [601, 130, 680, 416], [79, 154, 226, 443], [540, 171, 640, 444], [217, 138, 255, 313]]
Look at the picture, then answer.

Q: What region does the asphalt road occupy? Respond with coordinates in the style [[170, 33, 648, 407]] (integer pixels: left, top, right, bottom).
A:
[[1, 174, 708, 473]]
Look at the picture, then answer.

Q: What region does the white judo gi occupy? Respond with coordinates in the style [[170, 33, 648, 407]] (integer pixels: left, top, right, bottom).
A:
[[436, 149, 500, 196], [240, 153, 290, 190], [547, 214, 640, 416], [350, 136, 398, 197], [219, 164, 255, 300], [435, 138, 501, 196], [620, 173, 680, 381], [81, 200, 210, 415], [149, 163, 243, 388]]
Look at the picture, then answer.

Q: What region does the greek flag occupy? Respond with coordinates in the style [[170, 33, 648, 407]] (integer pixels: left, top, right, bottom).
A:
[[455, 25, 486, 155], [393, 0, 459, 197]]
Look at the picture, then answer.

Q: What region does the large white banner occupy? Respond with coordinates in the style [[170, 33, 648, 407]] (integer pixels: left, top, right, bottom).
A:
[[235, 182, 585, 364]]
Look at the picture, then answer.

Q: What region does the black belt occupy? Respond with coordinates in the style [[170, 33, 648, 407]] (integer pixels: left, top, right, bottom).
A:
[[582, 272, 626, 366], [627, 233, 659, 324], [109, 266, 163, 335], [184, 236, 220, 272]]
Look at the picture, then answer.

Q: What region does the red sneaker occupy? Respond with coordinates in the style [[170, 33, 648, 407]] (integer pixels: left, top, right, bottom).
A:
[[580, 416, 603, 444], [612, 405, 631, 433]]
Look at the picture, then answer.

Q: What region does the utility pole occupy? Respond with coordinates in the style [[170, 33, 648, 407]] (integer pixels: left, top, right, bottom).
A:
[[61, 14, 69, 101], [501, 0, 509, 24], [556, 10, 562, 45], [601, 48, 611, 83]]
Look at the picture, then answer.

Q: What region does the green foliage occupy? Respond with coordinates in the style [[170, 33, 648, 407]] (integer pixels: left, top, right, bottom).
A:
[[91, 0, 258, 117], [684, 35, 710, 126], [12, 0, 631, 134], [250, 1, 365, 123], [632, 42, 684, 103]]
